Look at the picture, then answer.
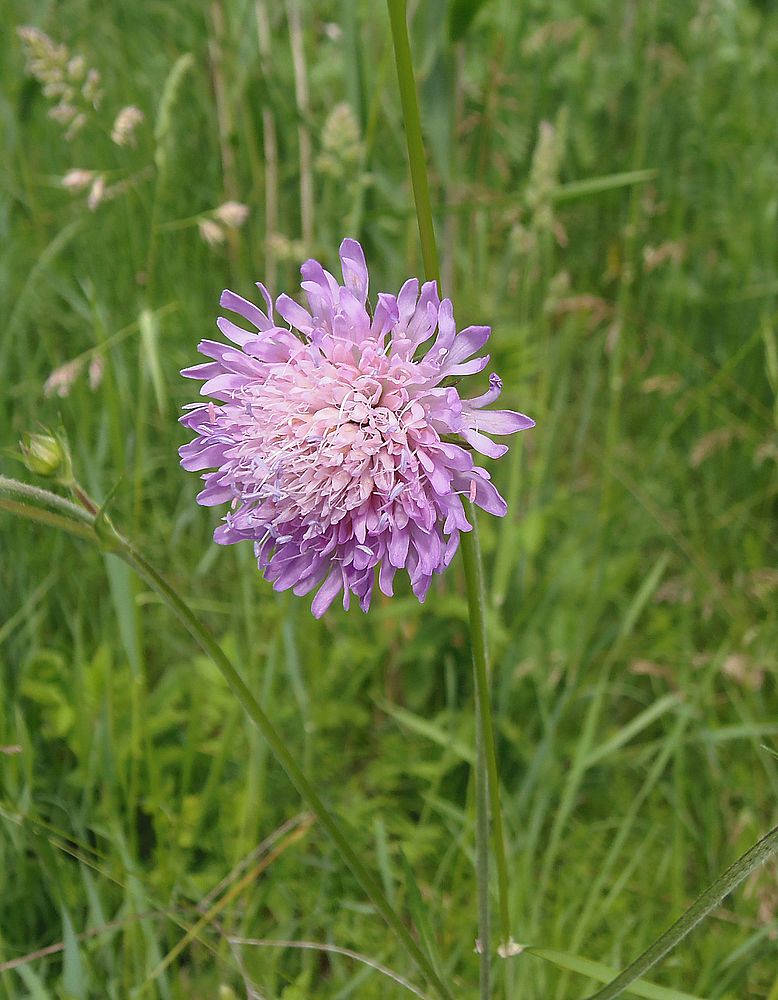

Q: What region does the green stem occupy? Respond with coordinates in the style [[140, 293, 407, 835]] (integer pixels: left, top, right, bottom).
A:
[[386, 0, 513, 956], [386, 0, 440, 285], [0, 497, 96, 542], [0, 475, 453, 1000], [474, 706, 491, 998], [460, 516, 512, 951], [0, 477, 95, 526]]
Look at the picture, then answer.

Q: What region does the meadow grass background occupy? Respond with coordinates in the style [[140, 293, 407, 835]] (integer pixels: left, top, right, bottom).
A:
[[2, 0, 778, 997]]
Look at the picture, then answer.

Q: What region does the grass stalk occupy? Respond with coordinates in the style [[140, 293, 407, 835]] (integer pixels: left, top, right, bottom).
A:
[[286, 0, 314, 247], [255, 0, 279, 289], [208, 1, 242, 272]]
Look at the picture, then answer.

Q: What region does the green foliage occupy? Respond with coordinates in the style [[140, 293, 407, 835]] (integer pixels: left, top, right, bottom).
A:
[[1, 0, 778, 997], [448, 0, 492, 42]]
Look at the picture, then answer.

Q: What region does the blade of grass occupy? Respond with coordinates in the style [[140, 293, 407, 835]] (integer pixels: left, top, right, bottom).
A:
[[397, 847, 446, 987], [526, 947, 706, 1000], [136, 817, 314, 993], [229, 937, 433, 999], [583, 692, 684, 769], [551, 168, 658, 203], [286, 0, 314, 247], [377, 700, 475, 764]]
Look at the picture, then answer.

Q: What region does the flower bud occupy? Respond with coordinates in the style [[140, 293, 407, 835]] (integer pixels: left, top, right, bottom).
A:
[[19, 431, 72, 480]]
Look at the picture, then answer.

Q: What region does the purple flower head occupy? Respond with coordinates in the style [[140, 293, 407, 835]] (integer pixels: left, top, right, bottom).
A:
[[180, 239, 534, 617]]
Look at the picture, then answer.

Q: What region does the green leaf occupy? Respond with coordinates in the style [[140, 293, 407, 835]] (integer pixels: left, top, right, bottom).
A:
[[551, 168, 658, 203], [14, 964, 50, 1000], [374, 816, 398, 910], [104, 555, 141, 676], [525, 947, 706, 1000], [448, 0, 492, 42], [583, 693, 684, 769], [61, 905, 87, 999], [583, 824, 778, 1000], [139, 308, 167, 418], [377, 700, 474, 763], [398, 847, 446, 986]]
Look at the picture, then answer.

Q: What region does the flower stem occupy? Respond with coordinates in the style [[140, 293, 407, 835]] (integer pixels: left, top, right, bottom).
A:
[[386, 0, 514, 964], [474, 704, 492, 998], [459, 515, 512, 952], [386, 0, 440, 286], [0, 475, 453, 1000]]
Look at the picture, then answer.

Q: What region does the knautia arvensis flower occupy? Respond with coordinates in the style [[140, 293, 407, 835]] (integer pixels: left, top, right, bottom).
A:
[[180, 239, 534, 617]]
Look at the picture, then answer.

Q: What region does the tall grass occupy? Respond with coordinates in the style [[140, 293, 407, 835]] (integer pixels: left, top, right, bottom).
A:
[[1, 1, 777, 998]]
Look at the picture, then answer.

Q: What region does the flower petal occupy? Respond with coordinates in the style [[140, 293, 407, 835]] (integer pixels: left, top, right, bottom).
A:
[[276, 294, 314, 333], [444, 354, 490, 378], [446, 325, 491, 365], [339, 238, 369, 305], [465, 471, 508, 516], [220, 289, 272, 331], [181, 361, 221, 381], [311, 567, 344, 618], [406, 281, 440, 348], [216, 316, 259, 348], [397, 278, 419, 326], [181, 238, 534, 618], [466, 373, 503, 408], [468, 409, 535, 435], [462, 428, 509, 459]]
